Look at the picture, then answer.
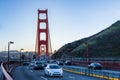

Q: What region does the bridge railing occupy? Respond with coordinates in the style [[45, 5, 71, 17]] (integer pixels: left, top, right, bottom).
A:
[[61, 58, 120, 70], [1, 61, 20, 80], [72, 58, 120, 62], [64, 66, 120, 80], [1, 63, 13, 80]]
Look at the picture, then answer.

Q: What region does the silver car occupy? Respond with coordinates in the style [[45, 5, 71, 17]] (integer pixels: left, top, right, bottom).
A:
[[44, 64, 63, 77]]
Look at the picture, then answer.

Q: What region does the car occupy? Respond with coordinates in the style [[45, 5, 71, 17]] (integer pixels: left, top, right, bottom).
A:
[[88, 63, 102, 70], [44, 64, 63, 77], [22, 61, 29, 66], [40, 61, 48, 67], [65, 60, 71, 65], [33, 61, 44, 70], [57, 61, 63, 65]]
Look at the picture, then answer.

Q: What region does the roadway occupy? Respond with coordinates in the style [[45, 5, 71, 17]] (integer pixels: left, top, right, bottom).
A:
[[11, 66, 105, 80], [0, 67, 2, 78]]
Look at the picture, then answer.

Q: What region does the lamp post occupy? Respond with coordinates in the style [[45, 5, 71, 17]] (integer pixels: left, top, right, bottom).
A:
[[20, 48, 24, 64], [8, 41, 14, 69]]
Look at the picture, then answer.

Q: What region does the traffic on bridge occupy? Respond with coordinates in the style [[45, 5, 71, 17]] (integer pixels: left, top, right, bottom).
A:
[[1, 0, 120, 80]]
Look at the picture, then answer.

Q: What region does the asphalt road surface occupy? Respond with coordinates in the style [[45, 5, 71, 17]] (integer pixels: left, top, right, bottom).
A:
[[0, 67, 2, 78], [11, 66, 106, 80]]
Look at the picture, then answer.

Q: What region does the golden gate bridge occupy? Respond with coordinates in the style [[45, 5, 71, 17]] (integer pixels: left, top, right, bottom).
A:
[[35, 9, 52, 57]]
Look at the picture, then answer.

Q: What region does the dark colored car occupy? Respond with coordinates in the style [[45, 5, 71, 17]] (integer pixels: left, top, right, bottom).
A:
[[57, 61, 63, 65], [65, 60, 71, 65], [88, 63, 102, 70], [22, 61, 29, 66], [33, 61, 44, 70], [40, 61, 48, 67]]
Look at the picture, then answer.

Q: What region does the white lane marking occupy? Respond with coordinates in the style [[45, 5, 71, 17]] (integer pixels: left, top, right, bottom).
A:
[[30, 70, 33, 72], [69, 76, 75, 79], [40, 76, 48, 80]]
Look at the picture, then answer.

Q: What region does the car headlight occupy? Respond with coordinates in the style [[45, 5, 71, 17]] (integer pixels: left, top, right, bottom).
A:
[[48, 70, 51, 73], [48, 70, 52, 74]]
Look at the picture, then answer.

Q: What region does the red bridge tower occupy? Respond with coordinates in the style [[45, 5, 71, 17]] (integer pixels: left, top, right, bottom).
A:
[[35, 9, 52, 56]]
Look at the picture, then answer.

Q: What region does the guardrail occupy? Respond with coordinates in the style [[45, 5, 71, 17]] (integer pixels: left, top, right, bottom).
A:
[[71, 58, 120, 62], [1, 61, 20, 80], [64, 66, 120, 80], [54, 58, 120, 70], [71, 60, 120, 70], [1, 63, 13, 80]]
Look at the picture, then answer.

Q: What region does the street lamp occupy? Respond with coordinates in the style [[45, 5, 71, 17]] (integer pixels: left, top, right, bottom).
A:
[[8, 41, 14, 68], [20, 48, 24, 64]]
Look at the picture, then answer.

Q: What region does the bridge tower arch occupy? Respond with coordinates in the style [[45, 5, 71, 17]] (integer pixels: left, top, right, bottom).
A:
[[35, 9, 52, 56]]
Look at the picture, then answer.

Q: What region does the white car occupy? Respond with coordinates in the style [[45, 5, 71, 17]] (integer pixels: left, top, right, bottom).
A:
[[44, 64, 63, 77]]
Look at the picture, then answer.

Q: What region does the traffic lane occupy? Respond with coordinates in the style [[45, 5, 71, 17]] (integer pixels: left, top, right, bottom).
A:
[[11, 66, 46, 80], [12, 66, 106, 80], [31, 67, 106, 80], [34, 70, 106, 80]]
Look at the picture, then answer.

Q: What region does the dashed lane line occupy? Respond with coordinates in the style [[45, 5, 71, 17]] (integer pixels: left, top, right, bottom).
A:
[[40, 76, 48, 80], [30, 70, 33, 72], [68, 76, 75, 80]]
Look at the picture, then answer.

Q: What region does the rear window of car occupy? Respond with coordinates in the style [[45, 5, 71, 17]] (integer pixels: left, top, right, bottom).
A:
[[36, 62, 42, 64]]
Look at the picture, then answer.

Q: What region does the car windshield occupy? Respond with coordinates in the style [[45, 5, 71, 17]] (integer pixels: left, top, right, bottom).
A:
[[49, 65, 61, 69]]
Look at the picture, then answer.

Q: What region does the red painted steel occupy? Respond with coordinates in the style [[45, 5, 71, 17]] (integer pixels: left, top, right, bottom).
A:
[[36, 9, 51, 56]]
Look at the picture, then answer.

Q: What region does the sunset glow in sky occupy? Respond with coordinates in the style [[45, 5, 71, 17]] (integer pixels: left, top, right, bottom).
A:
[[0, 0, 120, 52]]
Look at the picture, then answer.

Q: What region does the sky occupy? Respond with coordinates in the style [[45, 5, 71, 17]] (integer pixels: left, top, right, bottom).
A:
[[0, 0, 120, 52]]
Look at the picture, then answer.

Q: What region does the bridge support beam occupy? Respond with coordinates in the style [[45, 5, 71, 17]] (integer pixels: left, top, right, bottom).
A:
[[36, 9, 51, 56]]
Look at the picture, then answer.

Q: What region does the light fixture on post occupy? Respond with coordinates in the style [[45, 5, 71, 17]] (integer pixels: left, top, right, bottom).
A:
[[20, 48, 24, 64], [8, 41, 14, 69]]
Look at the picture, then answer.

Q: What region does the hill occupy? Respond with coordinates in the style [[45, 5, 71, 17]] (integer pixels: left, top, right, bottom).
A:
[[52, 20, 120, 59]]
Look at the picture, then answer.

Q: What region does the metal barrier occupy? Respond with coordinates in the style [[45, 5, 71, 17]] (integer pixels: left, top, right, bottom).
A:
[[1, 63, 13, 80], [64, 66, 120, 80], [72, 58, 120, 62], [1, 61, 20, 80], [71, 60, 120, 70]]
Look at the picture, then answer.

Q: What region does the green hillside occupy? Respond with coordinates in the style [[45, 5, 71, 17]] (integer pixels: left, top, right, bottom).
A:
[[52, 20, 120, 59]]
